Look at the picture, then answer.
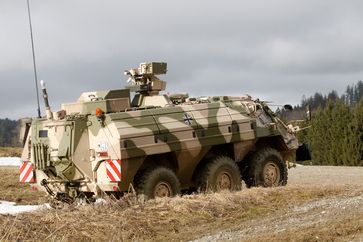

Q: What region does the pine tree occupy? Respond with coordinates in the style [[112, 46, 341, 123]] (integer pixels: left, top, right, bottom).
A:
[[306, 100, 359, 166], [329, 101, 355, 165], [308, 107, 329, 165], [352, 98, 363, 165], [0, 119, 20, 147]]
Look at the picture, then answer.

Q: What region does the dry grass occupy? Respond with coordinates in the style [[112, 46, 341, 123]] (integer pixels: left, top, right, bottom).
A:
[[0, 168, 45, 205], [0, 166, 362, 241], [0, 185, 348, 242], [0, 147, 22, 157]]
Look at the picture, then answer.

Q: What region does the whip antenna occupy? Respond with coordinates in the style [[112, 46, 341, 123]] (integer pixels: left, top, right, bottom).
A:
[[26, 0, 41, 118]]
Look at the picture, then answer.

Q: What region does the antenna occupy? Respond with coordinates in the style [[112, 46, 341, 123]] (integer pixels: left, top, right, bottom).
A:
[[26, 0, 41, 118]]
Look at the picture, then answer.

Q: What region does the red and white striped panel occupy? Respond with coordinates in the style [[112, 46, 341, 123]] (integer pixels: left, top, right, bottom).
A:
[[106, 159, 122, 182], [19, 162, 35, 183]]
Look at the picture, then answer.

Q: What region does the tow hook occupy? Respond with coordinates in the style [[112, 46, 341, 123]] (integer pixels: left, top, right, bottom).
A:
[[40, 179, 73, 205], [40, 179, 55, 196]]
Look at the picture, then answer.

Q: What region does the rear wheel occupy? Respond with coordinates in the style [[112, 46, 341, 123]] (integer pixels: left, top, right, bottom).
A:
[[197, 156, 242, 192], [245, 147, 287, 187], [135, 167, 181, 199]]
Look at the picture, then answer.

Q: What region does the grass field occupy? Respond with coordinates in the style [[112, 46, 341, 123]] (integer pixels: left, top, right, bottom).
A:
[[0, 168, 45, 205], [0, 147, 22, 157], [0, 166, 362, 241]]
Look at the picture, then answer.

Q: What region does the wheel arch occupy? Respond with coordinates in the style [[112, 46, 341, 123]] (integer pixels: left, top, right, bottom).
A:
[[132, 152, 179, 187], [191, 143, 235, 184], [255, 136, 289, 152], [137, 152, 179, 174]]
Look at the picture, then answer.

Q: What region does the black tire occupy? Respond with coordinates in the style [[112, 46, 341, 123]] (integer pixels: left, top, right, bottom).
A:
[[197, 156, 242, 192], [245, 147, 287, 188], [135, 167, 181, 199]]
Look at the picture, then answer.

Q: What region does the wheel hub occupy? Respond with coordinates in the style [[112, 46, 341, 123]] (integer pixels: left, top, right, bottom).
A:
[[154, 181, 172, 197], [263, 162, 280, 186], [216, 172, 233, 190]]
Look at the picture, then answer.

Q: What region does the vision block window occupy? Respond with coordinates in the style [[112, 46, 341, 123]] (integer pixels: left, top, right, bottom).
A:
[[39, 130, 48, 138]]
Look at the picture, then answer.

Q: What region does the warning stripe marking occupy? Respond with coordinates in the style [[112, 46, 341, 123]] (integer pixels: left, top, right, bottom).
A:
[[19, 161, 28, 174], [19, 162, 35, 183], [109, 160, 121, 178], [107, 168, 116, 181], [106, 159, 121, 182]]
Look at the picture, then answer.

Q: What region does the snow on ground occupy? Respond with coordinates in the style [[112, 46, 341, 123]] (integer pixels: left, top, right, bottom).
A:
[[0, 201, 48, 215], [0, 157, 22, 167]]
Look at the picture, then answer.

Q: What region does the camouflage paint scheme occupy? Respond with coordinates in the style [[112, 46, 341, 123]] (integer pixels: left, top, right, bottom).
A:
[[20, 62, 300, 200]]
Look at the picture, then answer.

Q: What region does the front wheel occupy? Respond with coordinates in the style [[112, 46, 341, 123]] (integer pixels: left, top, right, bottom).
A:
[[135, 167, 181, 199], [245, 148, 287, 187]]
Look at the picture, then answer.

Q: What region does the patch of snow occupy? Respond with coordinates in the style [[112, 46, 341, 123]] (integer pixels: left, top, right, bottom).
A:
[[0, 157, 22, 167], [0, 201, 48, 215], [95, 198, 107, 205]]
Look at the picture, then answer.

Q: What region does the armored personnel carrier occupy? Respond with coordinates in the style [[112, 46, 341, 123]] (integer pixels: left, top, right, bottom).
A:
[[19, 62, 302, 203]]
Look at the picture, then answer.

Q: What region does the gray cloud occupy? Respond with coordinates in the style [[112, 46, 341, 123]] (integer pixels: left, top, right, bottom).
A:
[[1, 0, 363, 119]]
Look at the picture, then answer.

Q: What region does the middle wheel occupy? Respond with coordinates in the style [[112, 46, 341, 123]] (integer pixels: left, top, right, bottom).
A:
[[198, 156, 242, 192]]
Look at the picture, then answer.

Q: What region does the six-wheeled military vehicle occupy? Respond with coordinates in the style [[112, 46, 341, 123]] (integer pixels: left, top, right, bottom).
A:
[[20, 62, 302, 203]]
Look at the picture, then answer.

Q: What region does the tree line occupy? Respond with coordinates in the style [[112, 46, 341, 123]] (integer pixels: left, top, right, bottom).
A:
[[0, 119, 19, 147], [282, 80, 363, 166]]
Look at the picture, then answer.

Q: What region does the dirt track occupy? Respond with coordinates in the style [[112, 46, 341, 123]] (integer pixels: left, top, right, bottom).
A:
[[193, 165, 363, 242], [288, 165, 363, 186]]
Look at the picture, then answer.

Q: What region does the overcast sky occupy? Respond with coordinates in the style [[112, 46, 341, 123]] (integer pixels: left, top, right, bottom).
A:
[[1, 0, 363, 119]]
